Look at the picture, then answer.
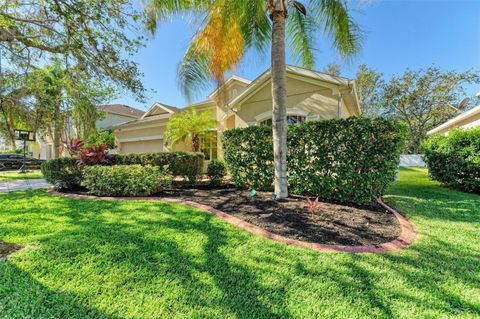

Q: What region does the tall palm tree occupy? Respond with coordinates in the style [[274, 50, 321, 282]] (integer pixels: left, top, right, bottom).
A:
[[164, 109, 217, 152], [145, 0, 361, 198]]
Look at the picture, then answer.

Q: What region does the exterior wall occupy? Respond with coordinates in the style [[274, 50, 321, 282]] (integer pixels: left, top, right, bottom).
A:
[[235, 77, 342, 127], [435, 112, 480, 135], [121, 140, 164, 154], [112, 73, 360, 160], [97, 113, 138, 131]]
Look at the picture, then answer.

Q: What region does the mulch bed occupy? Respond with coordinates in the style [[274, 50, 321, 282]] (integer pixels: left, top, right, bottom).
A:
[[162, 187, 401, 246], [0, 240, 23, 259]]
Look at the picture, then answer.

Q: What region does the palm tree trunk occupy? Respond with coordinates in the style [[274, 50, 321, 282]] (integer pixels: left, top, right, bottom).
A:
[[270, 2, 288, 199], [192, 134, 200, 152]]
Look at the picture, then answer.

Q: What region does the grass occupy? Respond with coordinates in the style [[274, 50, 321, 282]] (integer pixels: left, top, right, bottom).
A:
[[0, 170, 43, 181], [0, 168, 478, 318]]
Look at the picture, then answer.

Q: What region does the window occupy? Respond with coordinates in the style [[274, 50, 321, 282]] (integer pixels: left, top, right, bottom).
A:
[[259, 115, 306, 126], [259, 118, 272, 126], [201, 131, 218, 161], [287, 115, 306, 124]]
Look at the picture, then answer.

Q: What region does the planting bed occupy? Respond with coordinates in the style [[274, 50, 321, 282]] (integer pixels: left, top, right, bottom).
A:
[[162, 187, 401, 246]]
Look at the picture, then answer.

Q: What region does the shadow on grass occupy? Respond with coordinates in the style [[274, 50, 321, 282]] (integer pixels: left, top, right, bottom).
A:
[[1, 189, 479, 317], [0, 261, 120, 318], [1, 192, 289, 318]]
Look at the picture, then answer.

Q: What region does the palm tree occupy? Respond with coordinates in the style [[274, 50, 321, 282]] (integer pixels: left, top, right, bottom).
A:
[[145, 0, 361, 198], [164, 109, 217, 152]]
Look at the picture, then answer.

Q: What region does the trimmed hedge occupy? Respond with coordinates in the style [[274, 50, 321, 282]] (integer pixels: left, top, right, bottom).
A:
[[83, 165, 172, 197], [41, 151, 204, 190], [41, 157, 83, 189], [421, 128, 480, 193], [207, 159, 227, 186], [222, 118, 407, 204], [111, 152, 204, 182]]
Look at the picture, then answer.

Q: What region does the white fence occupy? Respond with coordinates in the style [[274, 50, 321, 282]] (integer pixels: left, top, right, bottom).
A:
[[399, 154, 426, 167]]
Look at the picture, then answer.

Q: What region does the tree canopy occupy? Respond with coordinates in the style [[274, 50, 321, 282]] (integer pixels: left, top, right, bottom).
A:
[[0, 0, 145, 97]]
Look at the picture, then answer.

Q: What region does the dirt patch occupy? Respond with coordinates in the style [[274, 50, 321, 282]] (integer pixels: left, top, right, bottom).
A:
[[162, 188, 401, 246], [0, 240, 23, 259]]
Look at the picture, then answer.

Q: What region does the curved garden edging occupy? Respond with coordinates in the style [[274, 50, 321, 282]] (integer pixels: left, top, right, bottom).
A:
[[48, 190, 416, 253]]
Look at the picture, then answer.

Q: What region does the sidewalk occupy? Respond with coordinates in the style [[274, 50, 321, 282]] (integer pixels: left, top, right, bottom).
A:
[[0, 179, 51, 193]]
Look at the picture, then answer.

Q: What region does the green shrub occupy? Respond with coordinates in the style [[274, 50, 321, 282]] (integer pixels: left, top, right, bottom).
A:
[[111, 151, 204, 183], [222, 126, 274, 190], [207, 160, 227, 186], [41, 157, 83, 189], [222, 118, 407, 204], [83, 165, 172, 197], [422, 128, 480, 193], [87, 130, 115, 149]]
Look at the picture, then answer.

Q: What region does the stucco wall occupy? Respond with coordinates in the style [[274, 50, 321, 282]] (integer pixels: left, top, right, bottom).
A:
[[120, 140, 164, 154], [436, 112, 480, 135], [234, 77, 342, 127]]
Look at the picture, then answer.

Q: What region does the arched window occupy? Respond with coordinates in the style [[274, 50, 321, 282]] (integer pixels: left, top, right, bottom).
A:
[[259, 115, 306, 126]]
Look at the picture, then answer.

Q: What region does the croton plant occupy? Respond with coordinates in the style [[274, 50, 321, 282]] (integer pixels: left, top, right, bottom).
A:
[[70, 139, 110, 166]]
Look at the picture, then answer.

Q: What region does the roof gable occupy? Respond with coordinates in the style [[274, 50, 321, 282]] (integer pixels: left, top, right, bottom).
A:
[[141, 102, 180, 119], [228, 66, 356, 108]]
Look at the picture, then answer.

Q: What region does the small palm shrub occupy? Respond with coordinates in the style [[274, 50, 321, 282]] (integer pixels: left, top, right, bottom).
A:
[[207, 160, 227, 186], [83, 165, 172, 197]]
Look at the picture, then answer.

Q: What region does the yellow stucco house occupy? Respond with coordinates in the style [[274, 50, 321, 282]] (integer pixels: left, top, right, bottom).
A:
[[427, 103, 480, 136], [113, 65, 361, 160]]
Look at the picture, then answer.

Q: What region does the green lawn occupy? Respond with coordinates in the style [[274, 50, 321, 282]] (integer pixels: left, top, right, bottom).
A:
[[0, 170, 44, 182], [0, 168, 478, 318]]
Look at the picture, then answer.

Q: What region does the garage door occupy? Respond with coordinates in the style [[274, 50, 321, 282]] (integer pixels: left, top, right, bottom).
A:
[[121, 140, 164, 154]]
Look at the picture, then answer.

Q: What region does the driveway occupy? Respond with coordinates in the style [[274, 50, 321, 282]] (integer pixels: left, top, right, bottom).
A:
[[0, 179, 51, 193]]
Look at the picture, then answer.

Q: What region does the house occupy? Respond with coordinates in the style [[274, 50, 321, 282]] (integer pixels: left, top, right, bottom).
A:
[[96, 104, 146, 131], [427, 102, 480, 135], [33, 104, 145, 159], [113, 65, 361, 160]]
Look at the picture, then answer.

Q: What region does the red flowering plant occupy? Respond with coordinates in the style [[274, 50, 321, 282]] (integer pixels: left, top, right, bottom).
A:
[[70, 139, 110, 166], [303, 197, 320, 216]]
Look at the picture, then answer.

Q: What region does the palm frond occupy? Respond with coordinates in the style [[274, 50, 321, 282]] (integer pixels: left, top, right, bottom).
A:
[[309, 0, 362, 59], [144, 0, 211, 34], [287, 3, 317, 69]]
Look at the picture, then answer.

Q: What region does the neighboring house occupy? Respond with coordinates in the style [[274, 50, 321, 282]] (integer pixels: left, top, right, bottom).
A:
[[33, 104, 145, 159], [427, 103, 480, 135], [96, 104, 146, 131], [114, 65, 361, 160]]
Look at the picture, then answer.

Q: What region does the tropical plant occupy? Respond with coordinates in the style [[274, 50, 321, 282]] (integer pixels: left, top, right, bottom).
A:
[[70, 139, 110, 166], [164, 109, 216, 152], [303, 197, 320, 216], [145, 0, 362, 198]]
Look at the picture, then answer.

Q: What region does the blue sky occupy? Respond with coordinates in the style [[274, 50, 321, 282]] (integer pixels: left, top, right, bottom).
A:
[[113, 0, 480, 111]]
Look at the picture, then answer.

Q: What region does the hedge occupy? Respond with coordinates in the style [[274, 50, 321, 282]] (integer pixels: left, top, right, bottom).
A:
[[41, 157, 83, 189], [83, 165, 172, 197], [222, 118, 407, 204], [421, 128, 480, 193], [111, 151, 204, 182], [207, 159, 227, 186]]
